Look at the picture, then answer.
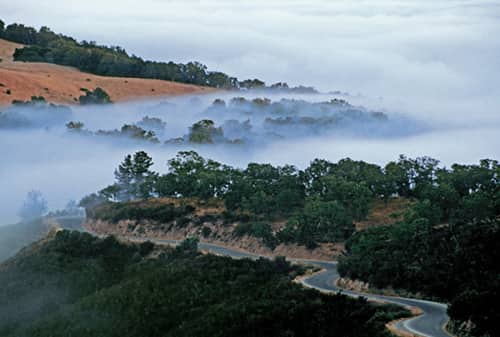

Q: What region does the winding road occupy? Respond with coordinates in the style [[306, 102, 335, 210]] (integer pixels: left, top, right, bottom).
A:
[[55, 216, 452, 337]]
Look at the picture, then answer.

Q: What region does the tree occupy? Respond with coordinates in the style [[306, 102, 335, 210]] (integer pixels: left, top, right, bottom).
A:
[[79, 193, 106, 211], [188, 119, 224, 144], [157, 151, 232, 199], [113, 151, 156, 201], [66, 121, 84, 131], [114, 154, 134, 201], [79, 87, 112, 105], [175, 236, 199, 256], [239, 78, 266, 89], [314, 175, 373, 221], [3, 23, 37, 44], [18, 190, 47, 220], [131, 151, 157, 199], [286, 198, 354, 248]]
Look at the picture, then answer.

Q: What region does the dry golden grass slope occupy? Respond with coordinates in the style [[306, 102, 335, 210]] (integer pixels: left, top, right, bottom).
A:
[[0, 39, 214, 106]]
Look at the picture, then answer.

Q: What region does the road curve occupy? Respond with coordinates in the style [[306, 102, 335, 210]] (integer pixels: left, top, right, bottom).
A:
[[54, 216, 452, 337], [132, 237, 452, 337]]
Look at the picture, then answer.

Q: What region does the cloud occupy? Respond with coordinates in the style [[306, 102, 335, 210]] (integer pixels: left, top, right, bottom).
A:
[[2, 0, 499, 97]]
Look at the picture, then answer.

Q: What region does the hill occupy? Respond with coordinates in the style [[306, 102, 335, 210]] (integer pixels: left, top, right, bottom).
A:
[[0, 38, 213, 106], [0, 230, 408, 337], [0, 218, 50, 262]]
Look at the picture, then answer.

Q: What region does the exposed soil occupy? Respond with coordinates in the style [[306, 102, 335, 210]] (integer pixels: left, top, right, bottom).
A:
[[354, 197, 413, 230], [0, 39, 214, 106], [84, 219, 344, 261]]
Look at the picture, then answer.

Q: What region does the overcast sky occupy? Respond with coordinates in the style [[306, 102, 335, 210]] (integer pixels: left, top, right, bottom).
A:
[[2, 0, 500, 101]]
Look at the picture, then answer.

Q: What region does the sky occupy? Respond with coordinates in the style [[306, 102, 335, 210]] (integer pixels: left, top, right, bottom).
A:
[[1, 0, 499, 223], [2, 0, 500, 100]]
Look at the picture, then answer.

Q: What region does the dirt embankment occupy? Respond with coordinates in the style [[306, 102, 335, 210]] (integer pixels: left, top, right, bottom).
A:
[[84, 197, 412, 261], [354, 197, 413, 230], [0, 38, 214, 106], [85, 219, 344, 261]]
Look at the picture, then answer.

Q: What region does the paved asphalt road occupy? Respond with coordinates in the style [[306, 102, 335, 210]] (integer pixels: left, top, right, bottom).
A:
[[135, 237, 451, 337], [55, 216, 452, 337]]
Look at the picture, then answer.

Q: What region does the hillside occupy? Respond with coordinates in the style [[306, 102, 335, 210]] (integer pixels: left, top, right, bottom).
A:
[[0, 219, 50, 262], [0, 230, 408, 337], [0, 38, 212, 106]]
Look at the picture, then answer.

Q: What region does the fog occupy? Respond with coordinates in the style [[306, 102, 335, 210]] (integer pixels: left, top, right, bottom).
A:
[[1, 1, 499, 223], [1, 90, 499, 224]]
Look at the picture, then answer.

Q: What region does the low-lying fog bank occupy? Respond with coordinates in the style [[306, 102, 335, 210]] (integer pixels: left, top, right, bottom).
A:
[[1, 91, 499, 224]]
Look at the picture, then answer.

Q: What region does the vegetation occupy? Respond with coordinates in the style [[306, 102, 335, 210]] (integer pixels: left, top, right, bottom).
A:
[[78, 87, 112, 105], [188, 119, 224, 144], [0, 96, 72, 128], [0, 230, 409, 337], [87, 200, 195, 224], [0, 19, 322, 92], [66, 122, 160, 143], [80, 151, 499, 336], [0, 19, 244, 89], [85, 151, 498, 252], [337, 159, 499, 337], [17, 190, 47, 220], [136, 116, 167, 134], [234, 222, 278, 249], [0, 218, 49, 262]]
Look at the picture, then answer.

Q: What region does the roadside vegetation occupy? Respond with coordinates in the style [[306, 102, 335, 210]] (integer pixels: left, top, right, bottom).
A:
[[0, 230, 409, 337], [80, 151, 499, 337]]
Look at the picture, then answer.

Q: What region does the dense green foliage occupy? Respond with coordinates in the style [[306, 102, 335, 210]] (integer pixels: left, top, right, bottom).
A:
[[78, 87, 112, 105], [87, 152, 499, 252], [0, 230, 409, 337], [338, 160, 499, 337], [83, 152, 499, 335], [280, 198, 354, 248], [88, 200, 195, 224]]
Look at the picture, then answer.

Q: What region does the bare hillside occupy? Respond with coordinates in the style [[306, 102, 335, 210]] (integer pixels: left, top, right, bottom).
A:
[[0, 39, 213, 106]]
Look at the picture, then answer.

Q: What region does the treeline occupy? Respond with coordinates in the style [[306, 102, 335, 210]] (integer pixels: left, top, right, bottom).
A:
[[0, 19, 316, 92], [0, 230, 409, 337], [0, 96, 73, 128], [82, 151, 498, 249], [337, 160, 499, 336]]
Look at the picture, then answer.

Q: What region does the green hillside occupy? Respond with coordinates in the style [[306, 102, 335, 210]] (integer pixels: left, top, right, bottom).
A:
[[0, 230, 408, 337]]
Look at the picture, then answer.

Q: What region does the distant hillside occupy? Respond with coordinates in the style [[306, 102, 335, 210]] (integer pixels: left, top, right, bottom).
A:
[[0, 19, 319, 103], [0, 218, 50, 262], [0, 38, 213, 106], [0, 230, 408, 337]]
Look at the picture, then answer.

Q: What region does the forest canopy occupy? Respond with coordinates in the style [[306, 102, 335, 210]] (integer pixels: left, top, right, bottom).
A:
[[0, 230, 410, 337]]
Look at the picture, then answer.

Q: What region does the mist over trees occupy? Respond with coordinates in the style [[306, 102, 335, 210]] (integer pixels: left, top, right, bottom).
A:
[[0, 96, 73, 129], [17, 190, 47, 220]]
